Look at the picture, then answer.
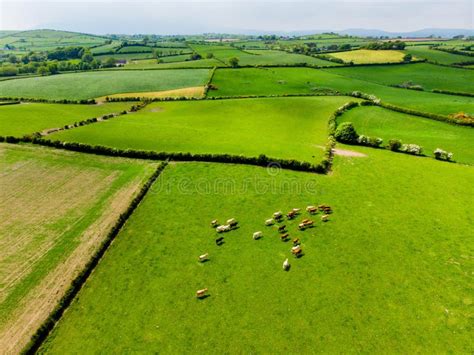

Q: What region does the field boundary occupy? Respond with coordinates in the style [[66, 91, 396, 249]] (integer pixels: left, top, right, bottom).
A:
[[21, 161, 169, 354]]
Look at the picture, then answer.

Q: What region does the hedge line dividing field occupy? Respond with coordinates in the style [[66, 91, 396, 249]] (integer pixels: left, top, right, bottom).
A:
[[21, 160, 169, 354]]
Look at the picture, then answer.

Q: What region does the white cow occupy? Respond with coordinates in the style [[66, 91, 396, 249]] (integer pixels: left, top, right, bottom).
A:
[[321, 214, 329, 222], [216, 224, 231, 233], [253, 231, 263, 240], [283, 258, 290, 270], [273, 211, 282, 219], [292, 208, 301, 213], [227, 218, 237, 225], [198, 253, 209, 262], [265, 218, 274, 226]]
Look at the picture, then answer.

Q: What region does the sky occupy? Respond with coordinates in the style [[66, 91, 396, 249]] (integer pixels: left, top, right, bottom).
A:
[[0, 0, 473, 35]]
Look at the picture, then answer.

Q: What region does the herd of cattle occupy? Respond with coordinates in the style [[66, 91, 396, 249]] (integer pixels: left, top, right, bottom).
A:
[[196, 204, 333, 298]]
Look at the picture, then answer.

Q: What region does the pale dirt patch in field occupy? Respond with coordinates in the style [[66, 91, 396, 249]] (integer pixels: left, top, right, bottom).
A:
[[332, 148, 367, 157], [96, 86, 205, 102], [0, 145, 153, 353]]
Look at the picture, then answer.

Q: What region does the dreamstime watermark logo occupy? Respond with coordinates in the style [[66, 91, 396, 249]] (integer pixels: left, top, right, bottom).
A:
[[266, 161, 281, 176], [150, 167, 321, 196]]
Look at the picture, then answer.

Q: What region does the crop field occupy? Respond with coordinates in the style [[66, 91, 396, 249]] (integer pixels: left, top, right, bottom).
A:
[[209, 67, 474, 115], [404, 46, 473, 65], [48, 97, 357, 163], [0, 144, 157, 353], [328, 49, 406, 63], [40, 149, 474, 353], [0, 102, 133, 136], [0, 69, 211, 100], [327, 63, 474, 93], [338, 106, 474, 164]]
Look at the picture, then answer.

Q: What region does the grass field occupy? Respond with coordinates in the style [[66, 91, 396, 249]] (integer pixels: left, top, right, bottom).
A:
[[0, 144, 157, 353], [123, 56, 224, 69], [96, 86, 205, 101], [404, 46, 473, 65], [328, 49, 406, 63], [327, 63, 474, 93], [338, 106, 474, 164], [0, 102, 133, 136], [48, 97, 357, 163], [209, 67, 474, 115], [190, 44, 341, 66], [40, 148, 474, 353], [0, 69, 210, 100]]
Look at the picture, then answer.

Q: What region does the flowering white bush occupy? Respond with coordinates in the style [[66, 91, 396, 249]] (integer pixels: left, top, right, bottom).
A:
[[401, 144, 423, 155], [434, 148, 453, 161]]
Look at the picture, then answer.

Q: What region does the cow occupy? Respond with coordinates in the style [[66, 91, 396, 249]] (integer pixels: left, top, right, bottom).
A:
[[292, 208, 301, 213], [227, 218, 238, 227], [283, 258, 290, 271], [304, 220, 314, 227], [302, 219, 311, 224], [253, 231, 263, 240], [216, 224, 230, 233], [291, 246, 303, 257], [298, 223, 306, 230], [280, 233, 289, 241], [211, 219, 219, 227], [306, 205, 316, 212], [198, 253, 209, 262], [215, 236, 224, 245], [196, 288, 208, 298], [293, 238, 300, 245], [273, 211, 283, 220], [287, 211, 296, 219], [321, 214, 329, 222], [265, 218, 274, 226], [307, 206, 318, 214], [278, 225, 286, 233]]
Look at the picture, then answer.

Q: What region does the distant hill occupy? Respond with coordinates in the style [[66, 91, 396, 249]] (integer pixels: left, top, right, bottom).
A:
[[337, 28, 474, 38]]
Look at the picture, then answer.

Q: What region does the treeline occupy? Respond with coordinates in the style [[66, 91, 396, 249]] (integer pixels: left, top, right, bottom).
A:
[[0, 136, 328, 174], [0, 97, 96, 104], [363, 40, 406, 50], [21, 161, 169, 354]]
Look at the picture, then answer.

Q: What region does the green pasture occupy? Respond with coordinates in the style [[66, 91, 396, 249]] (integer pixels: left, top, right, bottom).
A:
[[209, 67, 474, 115], [404, 46, 473, 65], [338, 105, 474, 164], [0, 69, 210, 100], [40, 149, 474, 353], [49, 97, 356, 163], [328, 63, 474, 93], [0, 102, 133, 137]]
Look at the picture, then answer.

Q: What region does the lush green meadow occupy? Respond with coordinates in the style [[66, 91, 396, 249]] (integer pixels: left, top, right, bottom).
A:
[[0, 102, 133, 136], [328, 49, 406, 63], [404, 46, 473, 65], [49, 97, 356, 163], [328, 63, 474, 93], [40, 148, 474, 353], [339, 106, 474, 164], [0, 69, 210, 100], [0, 144, 157, 353], [123, 57, 224, 69], [209, 67, 474, 115]]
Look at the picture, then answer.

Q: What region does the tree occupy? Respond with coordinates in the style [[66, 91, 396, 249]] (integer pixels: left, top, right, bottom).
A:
[[229, 57, 239, 67], [334, 122, 358, 144], [81, 51, 94, 63], [47, 62, 59, 74], [403, 53, 412, 62], [0, 66, 18, 77], [37, 66, 49, 76], [189, 53, 202, 61], [103, 57, 117, 68], [206, 52, 214, 59]]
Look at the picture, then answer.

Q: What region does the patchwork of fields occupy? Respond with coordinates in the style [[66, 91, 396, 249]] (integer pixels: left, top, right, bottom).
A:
[[2, 31, 474, 354]]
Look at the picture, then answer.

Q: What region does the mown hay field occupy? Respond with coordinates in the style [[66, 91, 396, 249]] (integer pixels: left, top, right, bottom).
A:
[[0, 69, 211, 100], [0, 144, 157, 354], [338, 105, 474, 165], [209, 67, 474, 115], [0, 102, 133, 136], [328, 49, 406, 63], [48, 97, 358, 163], [40, 149, 474, 353]]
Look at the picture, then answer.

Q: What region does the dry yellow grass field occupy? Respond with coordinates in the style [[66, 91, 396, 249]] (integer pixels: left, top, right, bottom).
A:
[[329, 49, 406, 63]]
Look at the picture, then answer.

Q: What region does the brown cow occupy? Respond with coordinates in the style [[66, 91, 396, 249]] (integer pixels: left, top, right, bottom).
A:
[[196, 288, 208, 298]]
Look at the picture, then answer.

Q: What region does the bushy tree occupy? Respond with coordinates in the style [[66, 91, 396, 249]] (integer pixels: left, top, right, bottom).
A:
[[229, 57, 239, 67], [334, 122, 358, 144], [403, 53, 413, 62], [388, 139, 402, 151]]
